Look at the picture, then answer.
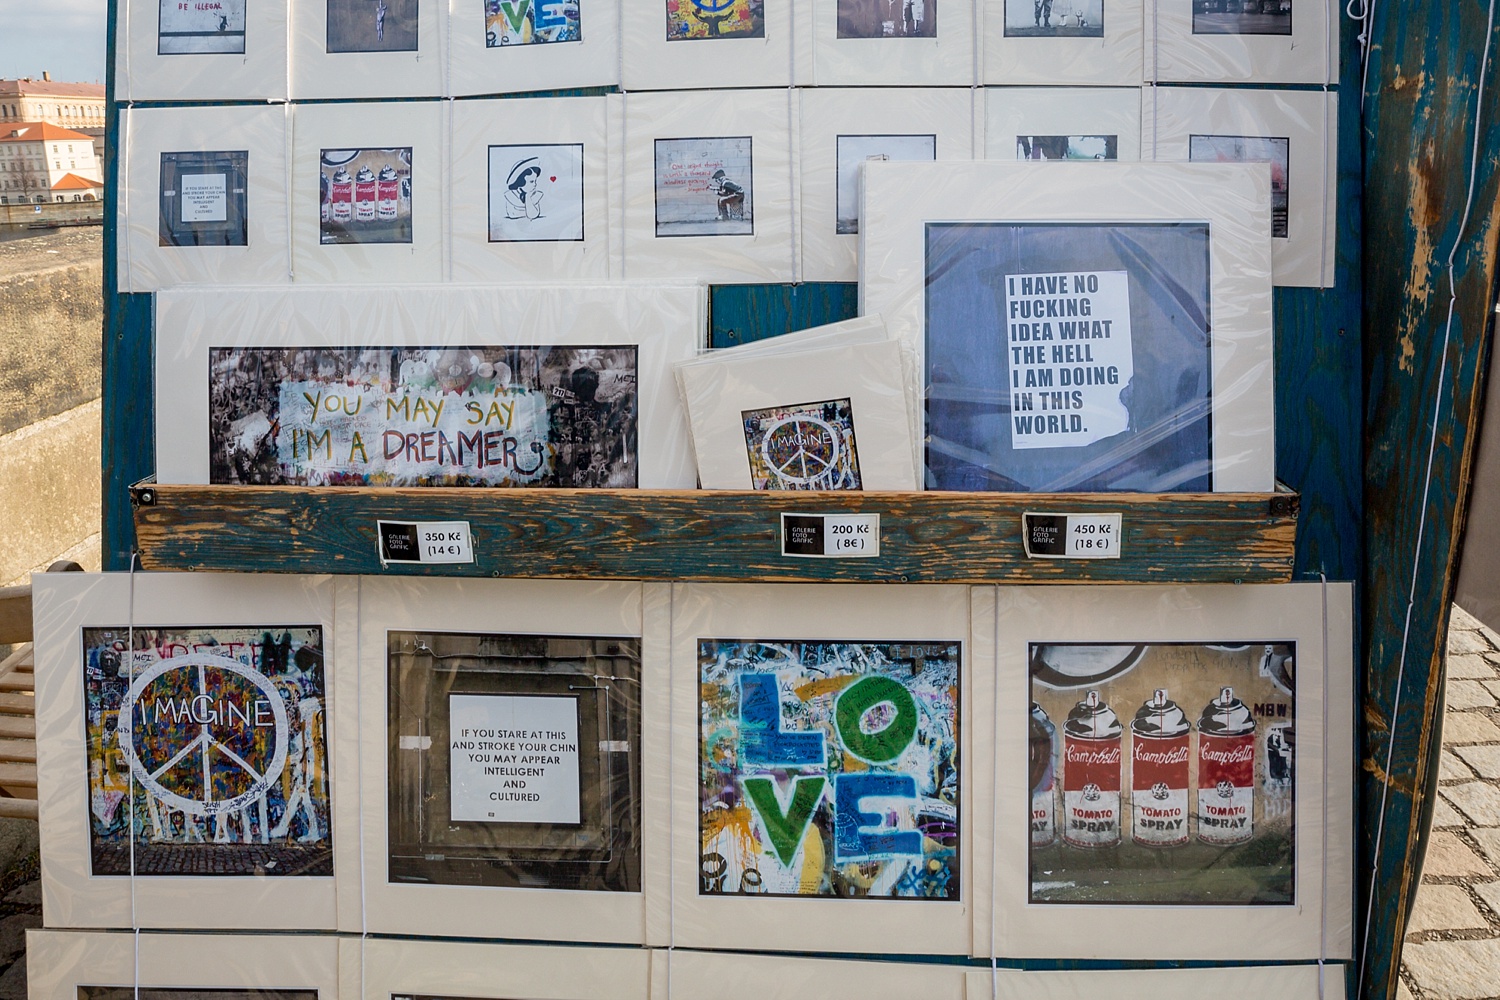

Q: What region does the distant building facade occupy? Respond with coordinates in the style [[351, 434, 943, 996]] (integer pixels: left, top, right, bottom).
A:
[[0, 75, 106, 165], [0, 122, 104, 205]]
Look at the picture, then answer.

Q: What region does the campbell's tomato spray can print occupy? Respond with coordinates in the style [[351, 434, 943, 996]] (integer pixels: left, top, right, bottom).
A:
[[354, 165, 378, 222], [1130, 689, 1191, 847], [1062, 690, 1123, 848], [1029, 702, 1057, 848], [330, 168, 353, 222], [1197, 686, 1257, 845], [377, 164, 401, 220]]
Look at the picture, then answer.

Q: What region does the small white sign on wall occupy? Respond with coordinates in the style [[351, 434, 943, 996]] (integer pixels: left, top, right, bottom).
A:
[[448, 694, 582, 825]]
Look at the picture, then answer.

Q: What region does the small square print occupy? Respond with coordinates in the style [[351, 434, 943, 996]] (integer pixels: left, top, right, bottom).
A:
[[837, 0, 935, 37], [654, 136, 753, 237], [1192, 0, 1291, 35], [488, 143, 585, 242], [1003, 0, 1102, 37], [742, 397, 863, 490], [158, 0, 247, 54], [486, 0, 580, 46], [319, 147, 413, 245], [1016, 134, 1117, 160], [1189, 134, 1289, 238], [159, 150, 249, 247], [665, 0, 764, 39], [327, 0, 419, 52], [835, 134, 935, 235]]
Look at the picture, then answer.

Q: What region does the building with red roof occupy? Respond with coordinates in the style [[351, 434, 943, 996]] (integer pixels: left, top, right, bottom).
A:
[[0, 122, 103, 205]]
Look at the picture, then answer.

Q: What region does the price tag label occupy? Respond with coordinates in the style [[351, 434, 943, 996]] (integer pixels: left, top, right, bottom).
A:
[[1022, 512, 1122, 560], [781, 513, 881, 559], [377, 520, 476, 565]]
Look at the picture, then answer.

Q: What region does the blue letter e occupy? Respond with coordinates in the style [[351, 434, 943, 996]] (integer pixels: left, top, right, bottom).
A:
[[833, 772, 921, 864]]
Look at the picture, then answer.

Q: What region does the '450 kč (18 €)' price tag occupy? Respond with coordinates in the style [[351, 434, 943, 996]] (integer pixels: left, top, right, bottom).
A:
[[1022, 512, 1122, 559]]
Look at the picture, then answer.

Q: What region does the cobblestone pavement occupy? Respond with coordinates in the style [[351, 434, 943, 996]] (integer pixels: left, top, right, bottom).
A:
[[1400, 606, 1500, 1000]]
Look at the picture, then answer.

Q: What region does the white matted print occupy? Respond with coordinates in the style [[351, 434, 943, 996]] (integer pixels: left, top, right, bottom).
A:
[[625, 90, 793, 283], [983, 87, 1141, 160], [32, 573, 355, 931], [1143, 86, 1337, 287], [291, 0, 443, 97], [116, 0, 287, 100], [291, 102, 442, 283], [154, 284, 704, 489], [622, 0, 790, 89], [121, 105, 290, 291], [983, 0, 1142, 85], [804, 0, 975, 86], [968, 966, 1347, 1000], [800, 87, 974, 281], [350, 577, 670, 944], [978, 583, 1353, 960], [28, 930, 342, 1000], [669, 584, 975, 955], [1144, 0, 1336, 83], [359, 938, 650, 1000], [451, 96, 612, 279], [859, 160, 1274, 492], [449, 0, 618, 97], [668, 950, 967, 1000]]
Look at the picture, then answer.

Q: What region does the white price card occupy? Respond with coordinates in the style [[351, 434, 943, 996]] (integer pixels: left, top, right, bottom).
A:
[[1022, 512, 1123, 560], [781, 513, 881, 558], [377, 519, 476, 565]]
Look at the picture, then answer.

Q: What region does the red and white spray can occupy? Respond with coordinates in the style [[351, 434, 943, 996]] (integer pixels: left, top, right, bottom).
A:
[[1029, 702, 1057, 848], [1197, 686, 1257, 845], [377, 164, 401, 220], [1062, 690, 1122, 848], [329, 168, 353, 223], [1130, 688, 1191, 847], [354, 165, 378, 222]]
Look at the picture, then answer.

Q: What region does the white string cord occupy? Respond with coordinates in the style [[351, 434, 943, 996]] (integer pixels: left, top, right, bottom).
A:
[[127, 553, 140, 1000], [1319, 572, 1331, 1000], [989, 587, 1000, 1000], [285, 101, 295, 281], [355, 578, 368, 1000], [665, 581, 677, 1000], [1318, 0, 1334, 288], [1345, 0, 1375, 109], [1358, 0, 1498, 992]]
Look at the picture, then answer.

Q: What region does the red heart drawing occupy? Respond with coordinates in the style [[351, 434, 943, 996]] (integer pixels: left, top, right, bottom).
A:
[[550, 176, 557, 182]]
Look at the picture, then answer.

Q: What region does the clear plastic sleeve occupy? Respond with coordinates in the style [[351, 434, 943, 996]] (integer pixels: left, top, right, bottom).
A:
[[799, 87, 976, 282], [153, 283, 704, 488], [859, 159, 1276, 492], [983, 86, 1142, 161], [114, 0, 288, 102], [972, 966, 1347, 1000], [1142, 85, 1338, 288], [120, 105, 291, 292], [622, 89, 795, 284], [665, 949, 968, 1000], [980, 0, 1143, 85], [32, 572, 354, 931], [621, 0, 791, 90], [447, 0, 619, 97], [289, 0, 446, 99], [352, 577, 666, 944], [1143, 0, 1337, 84], [669, 583, 976, 955], [356, 935, 651, 1000], [449, 96, 618, 282], [986, 582, 1354, 961], [798, 0, 976, 86]]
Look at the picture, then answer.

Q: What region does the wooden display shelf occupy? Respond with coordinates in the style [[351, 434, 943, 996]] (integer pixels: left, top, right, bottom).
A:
[[129, 482, 1298, 584]]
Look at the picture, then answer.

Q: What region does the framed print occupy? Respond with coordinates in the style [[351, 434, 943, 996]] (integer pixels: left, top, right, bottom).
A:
[[967, 966, 1346, 1000], [624, 89, 794, 283], [290, 102, 442, 284], [669, 583, 976, 955], [1142, 86, 1337, 287], [449, 0, 619, 97], [622, 0, 790, 90], [115, 0, 288, 101], [32, 573, 354, 931], [28, 930, 341, 1000], [667, 949, 966, 1000], [154, 284, 702, 489], [291, 0, 443, 98], [982, 0, 1143, 85], [979, 582, 1354, 960], [1143, 0, 1336, 83], [351, 578, 669, 944], [450, 96, 614, 280], [120, 105, 289, 291], [983, 87, 1142, 161], [357, 931, 649, 1000], [799, 87, 974, 281], [802, 0, 976, 86], [859, 160, 1275, 492]]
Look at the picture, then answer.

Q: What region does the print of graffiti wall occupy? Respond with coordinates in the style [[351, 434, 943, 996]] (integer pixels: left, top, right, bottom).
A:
[[699, 640, 960, 899], [82, 625, 332, 877]]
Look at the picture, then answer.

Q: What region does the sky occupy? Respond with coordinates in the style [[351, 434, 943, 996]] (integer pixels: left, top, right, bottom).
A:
[[0, 0, 109, 85]]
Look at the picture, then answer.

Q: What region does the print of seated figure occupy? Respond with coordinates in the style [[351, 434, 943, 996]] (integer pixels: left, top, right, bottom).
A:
[[504, 157, 546, 221], [708, 169, 745, 221]]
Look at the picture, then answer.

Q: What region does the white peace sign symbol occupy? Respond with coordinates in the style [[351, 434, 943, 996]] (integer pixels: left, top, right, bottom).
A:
[[116, 652, 290, 818], [761, 415, 842, 487]]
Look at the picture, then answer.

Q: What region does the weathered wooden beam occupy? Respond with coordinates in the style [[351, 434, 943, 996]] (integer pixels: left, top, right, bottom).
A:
[[1360, 4, 1500, 998]]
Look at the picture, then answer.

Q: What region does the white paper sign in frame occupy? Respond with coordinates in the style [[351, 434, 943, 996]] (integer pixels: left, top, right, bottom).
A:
[[114, 0, 288, 101], [449, 95, 616, 280], [799, 87, 975, 282], [120, 105, 291, 292], [964, 965, 1347, 1000], [32, 572, 357, 931], [152, 283, 705, 488], [1142, 86, 1338, 288], [623, 89, 795, 284], [668, 583, 977, 955], [665, 948, 968, 1000], [981, 0, 1143, 86], [975, 582, 1354, 961], [1143, 0, 1337, 84], [291, 0, 446, 98], [858, 159, 1276, 492], [448, 0, 620, 96], [28, 929, 343, 1000], [800, 0, 977, 86], [356, 936, 650, 1000], [622, 0, 791, 90], [350, 577, 670, 944], [983, 87, 1142, 161]]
